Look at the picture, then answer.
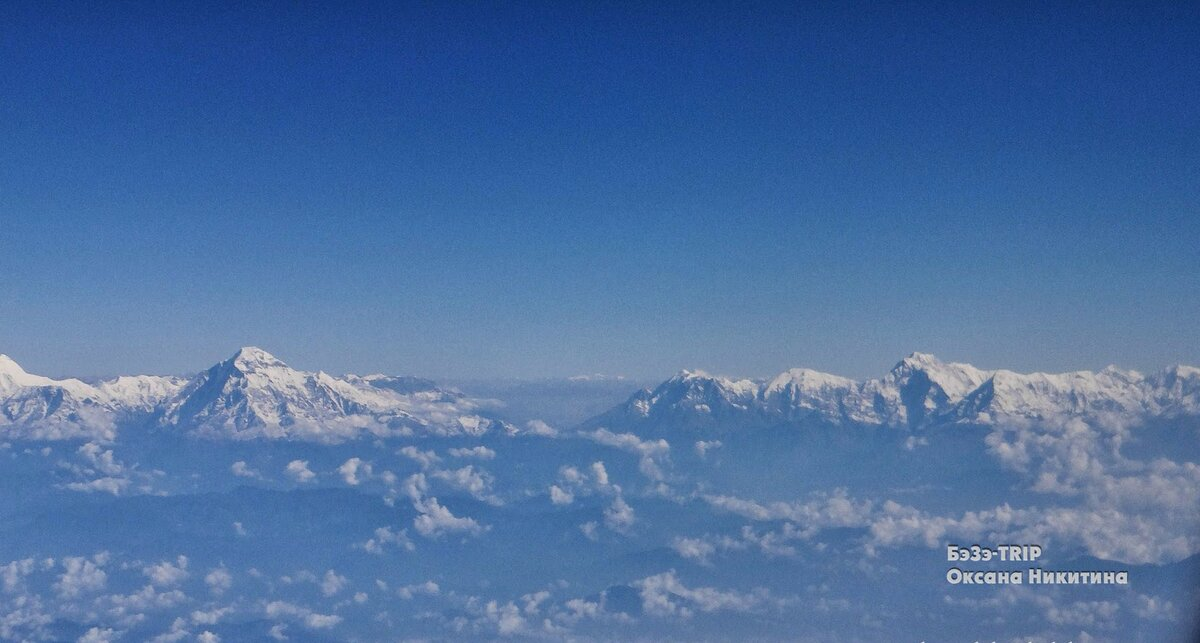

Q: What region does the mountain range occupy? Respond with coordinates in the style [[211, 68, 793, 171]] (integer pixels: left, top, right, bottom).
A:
[[2, 348, 1198, 442], [0, 347, 507, 442], [589, 352, 1200, 432]]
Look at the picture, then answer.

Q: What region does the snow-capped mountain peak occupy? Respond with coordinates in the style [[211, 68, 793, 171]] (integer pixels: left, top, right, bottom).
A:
[[0, 354, 93, 396], [160, 348, 506, 441], [0, 348, 510, 442], [229, 346, 289, 372], [587, 353, 1200, 433]]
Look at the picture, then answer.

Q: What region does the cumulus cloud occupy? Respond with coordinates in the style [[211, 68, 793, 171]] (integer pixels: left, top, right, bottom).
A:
[[449, 446, 496, 460], [0, 558, 36, 594], [60, 443, 145, 495], [55, 555, 108, 599], [284, 460, 315, 483], [671, 525, 812, 564], [205, 567, 233, 596], [549, 485, 574, 506], [63, 477, 130, 495], [77, 627, 119, 643], [143, 556, 189, 587], [603, 496, 635, 533], [360, 526, 415, 554], [584, 429, 670, 481], [147, 617, 189, 643], [320, 569, 347, 597], [694, 440, 722, 458], [191, 607, 231, 625], [98, 583, 186, 625], [403, 474, 487, 539], [398, 446, 440, 469], [337, 458, 372, 485], [230, 461, 260, 478], [264, 600, 343, 630], [590, 462, 609, 487], [413, 497, 487, 538], [634, 571, 775, 618], [397, 580, 439, 600], [78, 443, 124, 476], [670, 537, 720, 565], [703, 488, 874, 528], [431, 465, 500, 504], [524, 420, 558, 437]]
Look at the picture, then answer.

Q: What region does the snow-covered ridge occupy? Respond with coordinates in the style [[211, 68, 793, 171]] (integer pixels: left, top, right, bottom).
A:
[[589, 352, 1200, 431], [0, 348, 507, 442]]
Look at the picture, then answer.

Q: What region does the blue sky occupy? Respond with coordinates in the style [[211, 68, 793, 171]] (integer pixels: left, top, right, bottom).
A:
[[1, 1, 1197, 380]]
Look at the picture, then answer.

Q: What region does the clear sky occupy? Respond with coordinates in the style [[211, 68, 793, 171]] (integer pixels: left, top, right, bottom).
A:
[[1, 1, 1197, 380]]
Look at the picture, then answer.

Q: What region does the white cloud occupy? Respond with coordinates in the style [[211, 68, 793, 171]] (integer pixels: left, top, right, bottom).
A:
[[398, 446, 440, 469], [670, 537, 719, 565], [264, 600, 343, 630], [196, 632, 220, 643], [230, 461, 260, 478], [431, 465, 499, 504], [77, 627, 120, 643], [191, 607, 231, 625], [64, 477, 130, 495], [337, 458, 372, 485], [549, 485, 574, 506], [603, 496, 635, 533], [397, 580, 439, 599], [1133, 594, 1178, 621], [320, 569, 347, 597], [61, 444, 141, 495], [485, 600, 527, 636], [143, 556, 189, 587], [525, 420, 557, 437], [78, 443, 124, 476], [205, 567, 233, 595], [147, 617, 189, 643], [284, 460, 315, 483], [448, 446, 496, 460], [99, 583, 186, 623], [590, 462, 609, 487], [403, 474, 487, 539], [634, 571, 774, 618], [703, 488, 874, 528], [55, 555, 108, 599], [360, 526, 415, 554], [1, 558, 35, 594], [413, 496, 486, 538], [694, 440, 722, 457], [584, 430, 670, 481]]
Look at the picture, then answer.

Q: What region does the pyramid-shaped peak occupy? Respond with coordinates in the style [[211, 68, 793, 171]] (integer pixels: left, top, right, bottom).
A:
[[229, 346, 289, 371]]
